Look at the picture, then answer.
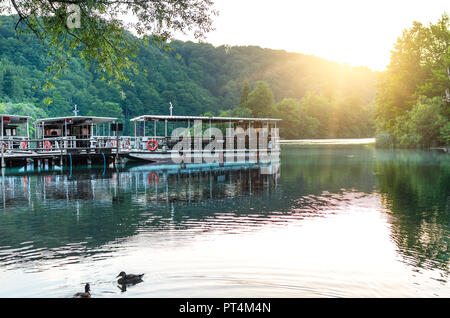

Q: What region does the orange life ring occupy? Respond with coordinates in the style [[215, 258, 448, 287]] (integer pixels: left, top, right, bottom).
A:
[[1, 142, 7, 150], [43, 140, 51, 151], [147, 172, 159, 184], [146, 139, 158, 151], [111, 140, 116, 147], [20, 141, 28, 149]]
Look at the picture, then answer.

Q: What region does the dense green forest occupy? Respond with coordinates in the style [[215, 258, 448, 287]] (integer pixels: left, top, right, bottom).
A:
[[0, 14, 377, 137], [375, 13, 450, 148]]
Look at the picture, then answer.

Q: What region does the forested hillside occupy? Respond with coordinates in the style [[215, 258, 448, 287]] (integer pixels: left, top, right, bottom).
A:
[[375, 13, 449, 148], [0, 14, 377, 136]]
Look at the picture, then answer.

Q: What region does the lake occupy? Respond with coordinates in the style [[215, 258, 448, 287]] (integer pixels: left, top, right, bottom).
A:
[[0, 145, 448, 297]]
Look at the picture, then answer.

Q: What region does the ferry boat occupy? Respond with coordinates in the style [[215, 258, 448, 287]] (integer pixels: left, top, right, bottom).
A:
[[34, 116, 119, 152], [125, 115, 281, 164], [0, 114, 32, 151]]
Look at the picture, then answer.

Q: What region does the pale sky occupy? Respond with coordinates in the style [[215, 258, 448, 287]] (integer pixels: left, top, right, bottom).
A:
[[176, 0, 449, 71]]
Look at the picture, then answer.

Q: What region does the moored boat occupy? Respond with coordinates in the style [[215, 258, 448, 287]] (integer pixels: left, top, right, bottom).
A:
[[126, 115, 281, 165]]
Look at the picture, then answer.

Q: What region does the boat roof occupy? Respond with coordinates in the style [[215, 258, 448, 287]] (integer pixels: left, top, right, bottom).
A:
[[130, 115, 282, 123], [0, 114, 31, 124], [35, 116, 117, 125]]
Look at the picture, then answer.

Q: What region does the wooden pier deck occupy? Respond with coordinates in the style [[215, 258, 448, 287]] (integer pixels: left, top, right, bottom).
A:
[[0, 137, 132, 168]]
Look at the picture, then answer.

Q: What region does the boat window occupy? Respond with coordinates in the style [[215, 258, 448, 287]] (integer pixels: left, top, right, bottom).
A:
[[4, 128, 17, 136], [71, 126, 81, 136]]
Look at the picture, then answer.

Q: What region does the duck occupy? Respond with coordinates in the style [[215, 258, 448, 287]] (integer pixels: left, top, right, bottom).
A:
[[117, 271, 144, 285], [74, 283, 91, 298]]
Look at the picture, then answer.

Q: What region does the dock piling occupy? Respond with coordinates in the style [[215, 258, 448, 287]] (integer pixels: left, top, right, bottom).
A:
[[1, 148, 4, 169]]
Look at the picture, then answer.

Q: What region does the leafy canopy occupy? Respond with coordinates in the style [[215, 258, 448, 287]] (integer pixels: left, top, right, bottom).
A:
[[375, 13, 449, 147], [0, 0, 217, 85]]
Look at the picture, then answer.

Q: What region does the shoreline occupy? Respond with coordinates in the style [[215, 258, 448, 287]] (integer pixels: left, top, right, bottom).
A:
[[280, 138, 376, 145]]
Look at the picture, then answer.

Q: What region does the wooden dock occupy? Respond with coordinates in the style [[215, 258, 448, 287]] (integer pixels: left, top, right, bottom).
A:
[[0, 137, 132, 169]]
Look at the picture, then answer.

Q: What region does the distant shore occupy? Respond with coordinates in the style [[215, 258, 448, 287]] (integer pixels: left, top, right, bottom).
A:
[[280, 138, 376, 145]]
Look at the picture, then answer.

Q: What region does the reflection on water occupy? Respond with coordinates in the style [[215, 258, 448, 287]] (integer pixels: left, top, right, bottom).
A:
[[374, 151, 449, 277], [0, 148, 448, 297]]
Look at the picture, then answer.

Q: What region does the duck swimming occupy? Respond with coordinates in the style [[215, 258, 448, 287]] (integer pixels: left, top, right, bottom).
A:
[[74, 283, 91, 298], [117, 271, 144, 285]]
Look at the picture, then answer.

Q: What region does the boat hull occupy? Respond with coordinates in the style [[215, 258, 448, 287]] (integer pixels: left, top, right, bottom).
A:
[[125, 149, 280, 164]]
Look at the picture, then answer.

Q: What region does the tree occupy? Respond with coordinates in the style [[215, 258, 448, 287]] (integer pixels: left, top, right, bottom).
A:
[[231, 106, 252, 118], [275, 98, 319, 139], [2, 69, 17, 98], [239, 80, 250, 107], [330, 94, 373, 138], [87, 101, 124, 122], [246, 81, 275, 118], [300, 92, 332, 138], [0, 0, 217, 84], [440, 122, 450, 146], [219, 106, 252, 118], [406, 96, 446, 148], [0, 101, 47, 118], [375, 13, 450, 147]]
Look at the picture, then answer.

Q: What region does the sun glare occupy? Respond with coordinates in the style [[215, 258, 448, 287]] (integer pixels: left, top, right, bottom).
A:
[[182, 0, 450, 71]]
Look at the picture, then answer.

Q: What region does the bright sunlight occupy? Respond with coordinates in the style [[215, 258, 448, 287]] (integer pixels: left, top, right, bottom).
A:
[[192, 0, 449, 70]]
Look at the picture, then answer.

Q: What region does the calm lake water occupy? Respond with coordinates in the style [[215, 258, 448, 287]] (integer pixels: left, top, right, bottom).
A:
[[0, 145, 448, 297]]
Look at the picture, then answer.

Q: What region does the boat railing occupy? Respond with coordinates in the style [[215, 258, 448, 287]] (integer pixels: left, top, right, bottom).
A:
[[127, 135, 280, 152], [0, 136, 130, 154], [0, 134, 280, 154]]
